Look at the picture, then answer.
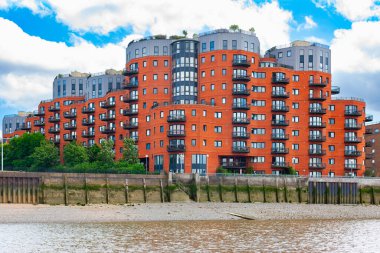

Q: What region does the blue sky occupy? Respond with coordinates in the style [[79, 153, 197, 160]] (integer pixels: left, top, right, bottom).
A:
[[0, 0, 380, 134]]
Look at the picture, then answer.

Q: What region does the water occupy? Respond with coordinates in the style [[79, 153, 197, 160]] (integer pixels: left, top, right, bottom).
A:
[[0, 219, 379, 252]]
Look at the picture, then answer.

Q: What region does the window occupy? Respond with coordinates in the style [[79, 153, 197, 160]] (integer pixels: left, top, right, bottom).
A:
[[211, 70, 215, 76], [192, 139, 196, 146], [292, 75, 299, 82], [222, 83, 227, 90], [160, 111, 164, 118], [252, 128, 265, 135], [252, 86, 266, 93], [292, 89, 299, 95], [210, 41, 215, 51], [222, 98, 226, 104], [153, 74, 158, 80], [203, 110, 207, 116], [251, 142, 265, 149], [201, 57, 205, 63], [164, 88, 168, 94], [278, 52, 283, 58], [143, 88, 146, 95], [214, 112, 222, 118], [164, 60, 168, 67], [292, 144, 299, 150], [222, 54, 227, 61], [292, 130, 299, 136], [203, 140, 207, 146], [252, 114, 265, 121], [192, 110, 196, 116], [329, 158, 335, 165], [253, 72, 266, 79], [222, 69, 226, 76], [143, 75, 147, 81], [214, 141, 222, 147], [287, 50, 292, 57], [252, 100, 265, 107], [203, 125, 207, 131], [201, 71, 205, 78], [211, 55, 215, 62], [232, 40, 237, 50], [214, 126, 222, 133], [292, 116, 299, 123], [329, 118, 335, 124], [202, 42, 206, 52], [329, 105, 335, 111], [153, 60, 158, 66], [192, 124, 196, 131], [292, 103, 299, 109], [153, 88, 158, 94], [164, 74, 168, 80], [146, 143, 151, 150], [252, 157, 265, 163], [328, 132, 335, 138], [223, 40, 228, 50], [210, 84, 215, 91], [329, 145, 335, 151]]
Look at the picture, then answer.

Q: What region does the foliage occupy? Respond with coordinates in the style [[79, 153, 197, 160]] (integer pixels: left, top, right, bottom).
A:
[[122, 138, 139, 165], [98, 139, 115, 165], [169, 35, 185, 40], [153, 34, 167, 39], [246, 166, 254, 174], [364, 169, 376, 177], [249, 27, 255, 32], [182, 30, 188, 37], [285, 166, 298, 175], [87, 144, 101, 163], [29, 140, 60, 169], [229, 24, 240, 31], [63, 141, 89, 166], [216, 166, 229, 174]]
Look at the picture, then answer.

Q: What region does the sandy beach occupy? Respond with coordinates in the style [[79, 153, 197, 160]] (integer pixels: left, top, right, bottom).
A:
[[0, 203, 379, 223]]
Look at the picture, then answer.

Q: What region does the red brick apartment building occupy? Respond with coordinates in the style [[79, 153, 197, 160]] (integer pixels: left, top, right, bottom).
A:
[[3, 29, 373, 176], [364, 122, 380, 177]]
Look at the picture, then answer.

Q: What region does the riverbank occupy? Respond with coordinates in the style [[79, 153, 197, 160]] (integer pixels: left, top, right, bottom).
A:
[[0, 203, 379, 223]]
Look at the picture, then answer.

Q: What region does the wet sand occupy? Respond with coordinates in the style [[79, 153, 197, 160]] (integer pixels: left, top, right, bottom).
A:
[[0, 203, 379, 223]]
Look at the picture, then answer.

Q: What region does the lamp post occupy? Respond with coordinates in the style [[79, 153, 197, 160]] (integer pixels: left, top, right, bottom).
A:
[[206, 154, 209, 176], [145, 154, 148, 174], [1, 137, 11, 172], [179, 153, 184, 173]]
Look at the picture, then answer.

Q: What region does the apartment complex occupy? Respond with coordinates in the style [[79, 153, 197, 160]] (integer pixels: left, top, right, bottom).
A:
[[364, 122, 380, 177], [2, 28, 372, 176], [2, 111, 31, 135]]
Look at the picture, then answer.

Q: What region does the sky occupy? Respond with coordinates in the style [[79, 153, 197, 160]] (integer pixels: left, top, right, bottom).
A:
[[1, 0, 380, 135]]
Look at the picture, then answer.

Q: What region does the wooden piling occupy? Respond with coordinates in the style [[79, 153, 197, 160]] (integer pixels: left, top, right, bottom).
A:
[[143, 178, 147, 203]]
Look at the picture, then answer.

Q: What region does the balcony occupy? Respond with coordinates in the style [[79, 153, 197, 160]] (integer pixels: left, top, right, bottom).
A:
[[309, 122, 326, 128], [123, 122, 138, 129], [344, 124, 362, 130], [271, 134, 289, 140], [63, 123, 77, 130], [365, 128, 373, 134], [344, 110, 362, 116], [272, 77, 289, 84], [221, 162, 247, 169], [344, 137, 362, 143], [232, 132, 250, 139], [365, 141, 373, 147], [366, 115, 374, 122], [271, 106, 289, 112], [34, 121, 45, 127], [271, 120, 289, 126], [63, 111, 77, 118], [34, 110, 45, 116], [309, 94, 327, 101], [309, 163, 326, 169], [344, 150, 362, 157], [82, 107, 95, 114], [232, 103, 250, 110], [309, 81, 327, 87], [48, 116, 60, 123], [272, 162, 289, 168], [271, 148, 289, 154], [366, 153, 375, 160], [344, 164, 362, 170], [123, 82, 139, 89], [48, 128, 60, 134], [131, 136, 139, 142], [82, 118, 95, 126], [52, 139, 60, 145], [232, 146, 250, 153], [63, 135, 76, 141], [271, 91, 289, 98], [122, 68, 139, 76], [232, 117, 250, 124], [309, 108, 327, 114], [123, 109, 138, 116], [48, 105, 60, 112], [309, 135, 326, 142], [309, 149, 326, 155], [331, 86, 340, 95], [167, 115, 186, 122], [167, 144, 186, 152], [122, 95, 138, 103], [20, 124, 31, 130], [232, 59, 251, 67], [100, 114, 116, 121], [167, 130, 186, 137], [232, 88, 250, 96], [100, 101, 116, 109], [100, 127, 115, 134], [82, 131, 95, 138], [232, 74, 251, 82]]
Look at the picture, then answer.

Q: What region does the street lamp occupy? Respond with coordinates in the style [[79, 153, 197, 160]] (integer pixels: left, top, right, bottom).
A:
[[179, 153, 184, 173], [145, 154, 148, 174], [1, 137, 11, 172], [206, 154, 209, 175]]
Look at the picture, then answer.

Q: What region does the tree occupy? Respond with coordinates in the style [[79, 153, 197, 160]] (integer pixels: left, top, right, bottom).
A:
[[249, 27, 255, 33], [122, 138, 139, 165], [87, 144, 101, 163], [229, 24, 239, 31], [182, 30, 188, 37], [29, 140, 59, 169], [63, 142, 89, 167], [98, 139, 115, 165]]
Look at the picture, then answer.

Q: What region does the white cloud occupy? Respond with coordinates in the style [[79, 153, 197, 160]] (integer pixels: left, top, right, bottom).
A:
[[0, 0, 51, 15], [312, 0, 380, 21], [297, 16, 318, 31], [304, 36, 328, 45]]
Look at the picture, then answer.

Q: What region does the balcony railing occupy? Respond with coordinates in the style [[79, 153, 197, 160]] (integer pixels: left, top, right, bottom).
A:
[[271, 148, 289, 154], [232, 103, 250, 110], [271, 162, 289, 168], [48, 116, 60, 123], [52, 139, 60, 145], [365, 128, 373, 134], [309, 163, 326, 169], [82, 107, 95, 114], [344, 124, 362, 130], [82, 131, 95, 138], [232, 59, 251, 67], [63, 111, 77, 118], [167, 130, 186, 137], [63, 135, 76, 141], [308, 149, 326, 155], [366, 153, 375, 160], [63, 123, 77, 130], [122, 95, 138, 103], [344, 164, 362, 170], [365, 115, 374, 122], [344, 150, 362, 156], [271, 134, 289, 140], [100, 114, 116, 121], [272, 77, 290, 84], [123, 82, 139, 89], [331, 86, 340, 95], [232, 117, 250, 124], [123, 109, 138, 116], [271, 106, 289, 112], [309, 94, 327, 100], [309, 122, 326, 128], [48, 105, 60, 112], [34, 110, 45, 116], [167, 144, 186, 152], [271, 91, 289, 98], [20, 124, 31, 130], [271, 120, 289, 126], [344, 110, 362, 116], [309, 81, 327, 87], [309, 108, 326, 114], [232, 75, 251, 82], [100, 127, 115, 134], [344, 137, 362, 143], [365, 141, 374, 147], [82, 118, 95, 126], [221, 162, 247, 168], [34, 121, 45, 127], [232, 132, 250, 139], [123, 122, 138, 129], [167, 115, 186, 122], [232, 146, 250, 153], [100, 101, 116, 109], [232, 88, 250, 96], [309, 135, 326, 142], [48, 128, 60, 134], [122, 68, 139, 76]]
